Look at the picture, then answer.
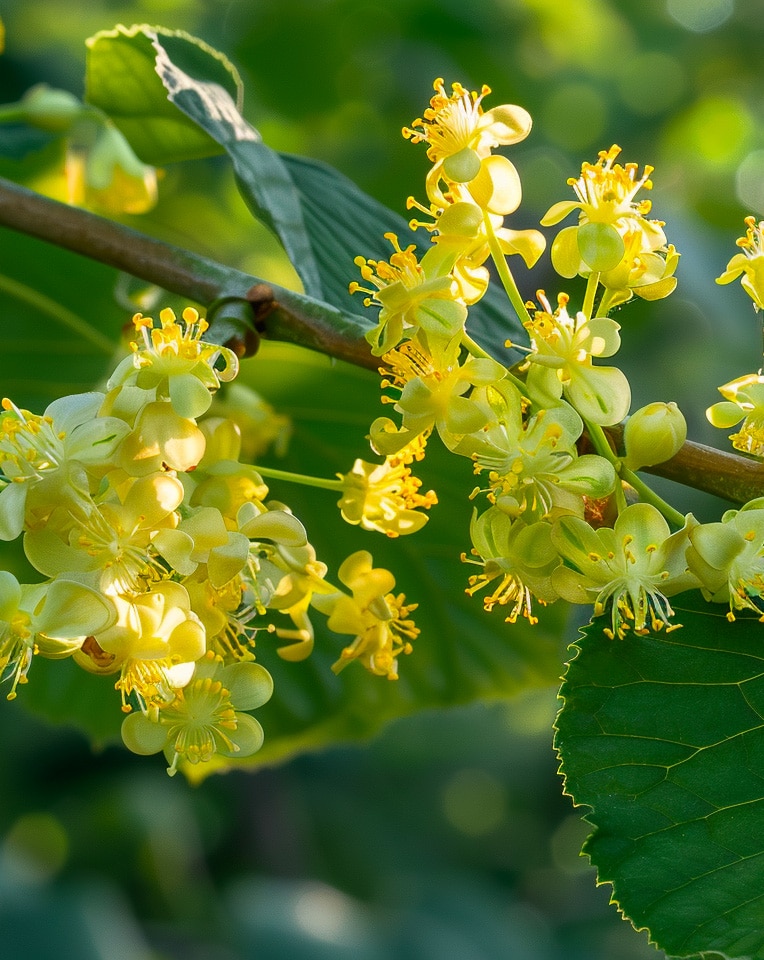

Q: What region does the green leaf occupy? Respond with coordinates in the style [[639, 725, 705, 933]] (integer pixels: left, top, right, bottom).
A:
[[555, 592, 764, 959], [85, 25, 527, 352], [86, 24, 324, 301], [84, 24, 236, 164]]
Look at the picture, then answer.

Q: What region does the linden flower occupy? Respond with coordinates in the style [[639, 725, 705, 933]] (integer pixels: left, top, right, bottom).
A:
[[350, 233, 467, 356], [522, 292, 631, 426], [716, 216, 764, 310], [407, 197, 546, 303], [402, 78, 532, 198], [118, 400, 206, 475], [389, 341, 506, 450], [0, 393, 129, 540], [89, 581, 206, 713], [464, 507, 560, 625], [467, 381, 616, 520], [686, 506, 764, 620], [312, 550, 418, 680], [0, 572, 115, 699], [542, 145, 667, 276], [108, 307, 239, 418], [121, 651, 274, 777], [551, 503, 697, 639], [337, 437, 437, 537], [707, 373, 764, 458], [598, 232, 680, 308], [25, 472, 185, 595], [188, 421, 270, 526]]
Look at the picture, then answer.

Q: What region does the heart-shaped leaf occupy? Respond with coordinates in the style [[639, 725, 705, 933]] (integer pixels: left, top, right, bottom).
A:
[[556, 592, 764, 959]]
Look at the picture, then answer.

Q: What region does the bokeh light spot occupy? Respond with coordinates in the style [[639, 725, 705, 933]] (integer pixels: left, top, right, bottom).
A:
[[618, 51, 687, 116], [1, 813, 68, 885], [666, 0, 734, 32], [293, 883, 359, 944], [540, 83, 608, 151], [442, 767, 507, 837], [736, 150, 764, 215], [672, 95, 752, 167]]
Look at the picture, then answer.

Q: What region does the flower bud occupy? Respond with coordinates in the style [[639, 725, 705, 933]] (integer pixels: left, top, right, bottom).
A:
[[623, 401, 686, 470], [20, 84, 82, 132]]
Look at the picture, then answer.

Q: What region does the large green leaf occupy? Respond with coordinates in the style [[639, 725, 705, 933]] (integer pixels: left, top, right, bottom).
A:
[[85, 25, 324, 300], [84, 24, 526, 353], [84, 24, 235, 164], [555, 593, 764, 959]]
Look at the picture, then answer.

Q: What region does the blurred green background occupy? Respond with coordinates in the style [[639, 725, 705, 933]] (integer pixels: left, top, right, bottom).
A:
[[1, 1, 763, 957]]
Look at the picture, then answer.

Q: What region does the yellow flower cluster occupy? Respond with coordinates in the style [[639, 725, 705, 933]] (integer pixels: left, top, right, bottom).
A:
[[348, 78, 764, 637], [0, 307, 418, 777]]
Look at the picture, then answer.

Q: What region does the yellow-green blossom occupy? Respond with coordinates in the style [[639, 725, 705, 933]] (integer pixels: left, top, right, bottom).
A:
[[707, 373, 764, 458], [121, 650, 273, 777], [551, 503, 697, 639], [90, 581, 206, 714], [109, 307, 238, 418], [312, 551, 418, 679], [24, 472, 184, 595], [0, 393, 129, 540], [522, 292, 630, 426], [403, 79, 532, 209], [687, 506, 764, 620], [467, 381, 616, 520], [464, 507, 560, 625], [350, 233, 467, 355], [407, 197, 545, 303], [542, 145, 667, 277], [716, 216, 764, 310], [0, 572, 115, 699], [385, 339, 507, 449], [337, 436, 437, 537]]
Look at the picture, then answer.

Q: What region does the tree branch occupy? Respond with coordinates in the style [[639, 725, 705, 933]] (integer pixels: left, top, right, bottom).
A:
[[0, 176, 378, 370], [0, 176, 763, 505]]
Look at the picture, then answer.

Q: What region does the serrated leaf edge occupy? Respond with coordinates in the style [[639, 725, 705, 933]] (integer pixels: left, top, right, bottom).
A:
[[554, 618, 743, 960], [85, 23, 245, 112]]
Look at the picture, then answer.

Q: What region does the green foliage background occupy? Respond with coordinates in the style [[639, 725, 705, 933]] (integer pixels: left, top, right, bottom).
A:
[[1, 1, 763, 958]]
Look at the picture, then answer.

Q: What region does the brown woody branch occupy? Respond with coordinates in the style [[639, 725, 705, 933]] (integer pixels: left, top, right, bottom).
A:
[[1, 177, 763, 505]]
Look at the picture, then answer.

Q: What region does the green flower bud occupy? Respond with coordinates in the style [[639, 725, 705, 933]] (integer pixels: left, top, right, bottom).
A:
[[623, 401, 687, 470], [20, 84, 82, 132]]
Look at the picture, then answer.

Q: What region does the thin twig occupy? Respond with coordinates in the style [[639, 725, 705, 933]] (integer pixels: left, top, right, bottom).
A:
[[0, 177, 378, 370]]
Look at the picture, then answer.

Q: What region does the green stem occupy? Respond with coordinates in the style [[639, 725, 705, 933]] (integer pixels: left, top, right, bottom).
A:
[[581, 271, 600, 320], [462, 332, 529, 394], [461, 331, 492, 359], [0, 272, 115, 354], [482, 212, 533, 327], [254, 463, 343, 491], [620, 465, 686, 528], [0, 104, 26, 123], [583, 417, 627, 513], [598, 289, 616, 316]]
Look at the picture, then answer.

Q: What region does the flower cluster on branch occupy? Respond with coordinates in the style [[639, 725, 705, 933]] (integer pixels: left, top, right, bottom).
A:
[[0, 307, 419, 778], [348, 78, 764, 640]]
